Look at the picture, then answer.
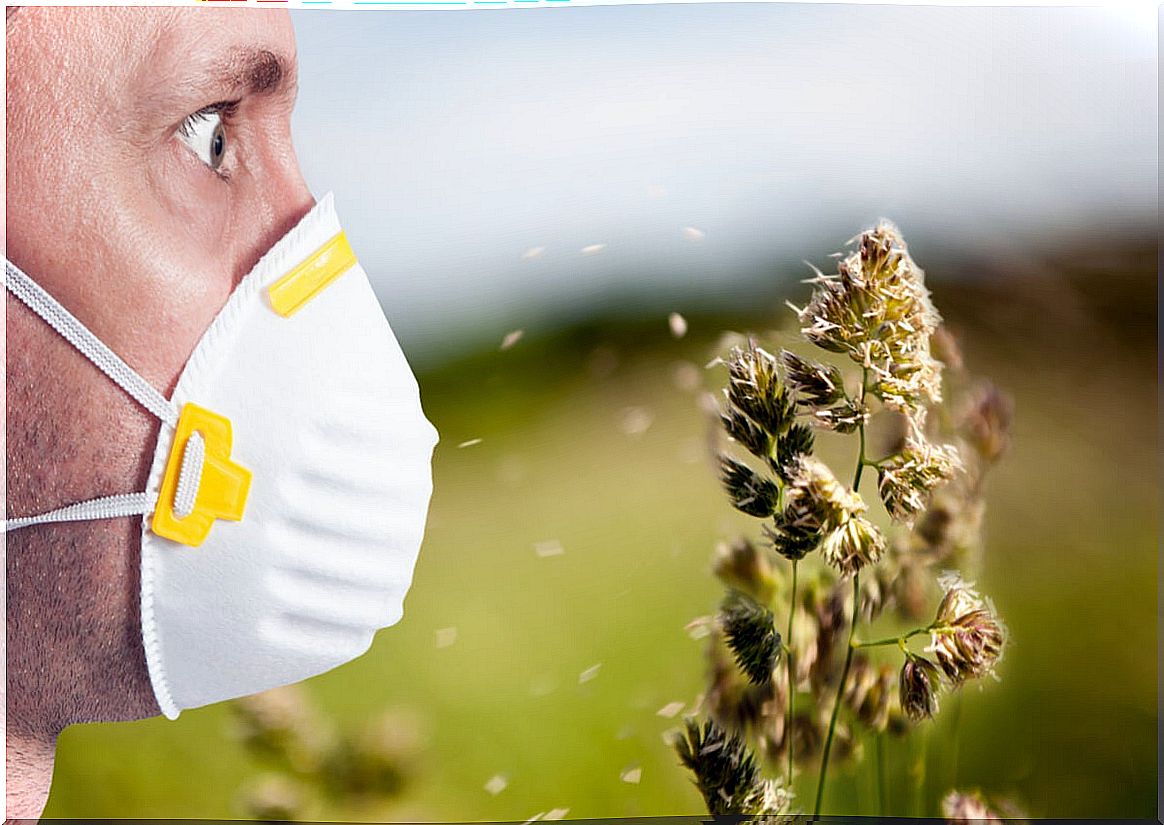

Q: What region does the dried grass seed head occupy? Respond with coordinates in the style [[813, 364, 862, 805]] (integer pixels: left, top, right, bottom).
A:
[[958, 382, 1014, 465], [720, 455, 780, 518], [720, 591, 783, 687], [878, 426, 963, 523], [928, 572, 1007, 685], [725, 340, 795, 437], [780, 350, 846, 409], [899, 655, 941, 722], [793, 222, 944, 415], [713, 536, 778, 604], [941, 790, 1004, 824]]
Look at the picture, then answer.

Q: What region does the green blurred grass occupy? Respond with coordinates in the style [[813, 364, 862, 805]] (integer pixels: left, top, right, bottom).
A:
[[45, 254, 1157, 820]]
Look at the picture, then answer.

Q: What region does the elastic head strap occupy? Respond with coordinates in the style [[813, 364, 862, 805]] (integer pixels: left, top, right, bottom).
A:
[[4, 258, 180, 534], [3, 493, 154, 532], [5, 259, 179, 427]]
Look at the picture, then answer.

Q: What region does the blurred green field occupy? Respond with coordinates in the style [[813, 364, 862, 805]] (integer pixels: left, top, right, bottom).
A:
[[44, 244, 1156, 820]]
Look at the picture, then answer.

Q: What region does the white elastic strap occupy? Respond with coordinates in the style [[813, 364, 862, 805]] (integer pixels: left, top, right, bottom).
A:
[[4, 492, 154, 532], [173, 432, 205, 519], [4, 259, 179, 427]]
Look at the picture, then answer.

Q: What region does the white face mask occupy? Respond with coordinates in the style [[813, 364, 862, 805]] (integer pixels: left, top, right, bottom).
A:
[[4, 193, 439, 719]]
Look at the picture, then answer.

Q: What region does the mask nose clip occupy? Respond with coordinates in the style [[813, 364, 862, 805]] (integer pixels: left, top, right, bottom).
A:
[[153, 404, 252, 547]]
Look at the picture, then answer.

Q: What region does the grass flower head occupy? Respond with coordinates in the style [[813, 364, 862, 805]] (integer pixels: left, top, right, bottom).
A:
[[927, 573, 1006, 685], [899, 655, 941, 722], [791, 221, 943, 415]]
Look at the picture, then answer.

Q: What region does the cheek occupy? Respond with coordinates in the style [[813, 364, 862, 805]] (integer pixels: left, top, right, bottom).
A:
[[121, 144, 242, 390], [149, 140, 233, 243]]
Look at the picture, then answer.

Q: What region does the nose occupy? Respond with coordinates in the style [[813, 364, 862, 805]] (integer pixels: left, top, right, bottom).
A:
[[239, 131, 318, 278]]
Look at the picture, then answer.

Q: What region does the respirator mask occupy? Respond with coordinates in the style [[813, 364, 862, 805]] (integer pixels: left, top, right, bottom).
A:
[[4, 193, 439, 719]]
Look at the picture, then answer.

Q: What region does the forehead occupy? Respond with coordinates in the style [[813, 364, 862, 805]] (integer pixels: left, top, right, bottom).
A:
[[149, 8, 297, 67], [10, 8, 296, 101]]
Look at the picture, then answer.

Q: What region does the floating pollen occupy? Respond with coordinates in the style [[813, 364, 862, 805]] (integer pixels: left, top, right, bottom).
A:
[[620, 765, 643, 784], [535, 539, 564, 558], [619, 407, 654, 436], [578, 663, 602, 684]]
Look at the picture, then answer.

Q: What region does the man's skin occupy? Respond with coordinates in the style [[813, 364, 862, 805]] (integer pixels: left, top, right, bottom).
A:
[[5, 8, 314, 816]]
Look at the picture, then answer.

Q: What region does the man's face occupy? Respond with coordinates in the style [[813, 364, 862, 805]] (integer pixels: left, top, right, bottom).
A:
[[6, 8, 313, 727], [7, 7, 313, 382]]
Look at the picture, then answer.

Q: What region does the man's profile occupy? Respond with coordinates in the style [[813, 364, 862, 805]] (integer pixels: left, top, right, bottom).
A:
[[5, 8, 438, 816]]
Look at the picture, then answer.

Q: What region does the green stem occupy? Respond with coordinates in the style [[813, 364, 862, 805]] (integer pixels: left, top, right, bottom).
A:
[[785, 558, 798, 787], [812, 367, 871, 818], [853, 367, 869, 490], [812, 573, 859, 817], [853, 627, 928, 649], [854, 428, 867, 489], [877, 732, 887, 817]]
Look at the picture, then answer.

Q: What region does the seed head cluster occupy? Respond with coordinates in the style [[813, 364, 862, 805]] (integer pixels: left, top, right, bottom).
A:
[[878, 427, 963, 522], [673, 717, 793, 819], [927, 573, 1006, 685], [898, 655, 941, 722], [791, 222, 943, 415], [772, 456, 885, 575], [677, 222, 1013, 818]]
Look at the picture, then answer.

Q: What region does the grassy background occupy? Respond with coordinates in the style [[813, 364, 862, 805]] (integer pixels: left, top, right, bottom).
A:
[[44, 240, 1156, 820]]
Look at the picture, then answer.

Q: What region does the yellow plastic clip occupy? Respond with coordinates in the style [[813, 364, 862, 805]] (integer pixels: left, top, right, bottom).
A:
[[152, 403, 252, 547], [267, 231, 357, 318]]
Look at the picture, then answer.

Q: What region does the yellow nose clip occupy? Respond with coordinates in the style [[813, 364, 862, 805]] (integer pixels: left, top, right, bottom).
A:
[[152, 403, 252, 547], [267, 231, 357, 318]]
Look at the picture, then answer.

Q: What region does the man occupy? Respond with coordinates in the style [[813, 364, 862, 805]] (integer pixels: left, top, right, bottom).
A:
[[6, 8, 317, 815]]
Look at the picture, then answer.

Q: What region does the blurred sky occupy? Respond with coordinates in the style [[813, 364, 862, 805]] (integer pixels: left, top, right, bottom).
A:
[[289, 4, 1157, 363]]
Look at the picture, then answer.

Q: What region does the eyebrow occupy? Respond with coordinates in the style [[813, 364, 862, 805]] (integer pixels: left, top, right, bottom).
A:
[[136, 45, 297, 129], [212, 48, 291, 97]]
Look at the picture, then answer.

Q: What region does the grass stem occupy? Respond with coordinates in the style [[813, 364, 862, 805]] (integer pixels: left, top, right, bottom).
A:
[[786, 558, 798, 787], [813, 367, 870, 818], [812, 573, 859, 817], [877, 732, 887, 817]]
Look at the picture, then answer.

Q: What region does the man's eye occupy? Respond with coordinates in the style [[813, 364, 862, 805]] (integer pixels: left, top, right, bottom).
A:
[[176, 109, 227, 172]]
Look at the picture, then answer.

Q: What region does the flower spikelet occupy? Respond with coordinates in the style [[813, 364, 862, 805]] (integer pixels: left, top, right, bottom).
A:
[[941, 790, 1004, 824], [773, 423, 814, 482], [780, 350, 846, 409], [780, 456, 861, 533], [792, 222, 943, 414], [899, 655, 941, 722], [958, 382, 1014, 465], [722, 406, 772, 460], [878, 429, 963, 522], [720, 455, 780, 518], [673, 717, 766, 815], [721, 591, 783, 687], [713, 537, 778, 604], [725, 340, 795, 436], [927, 573, 1006, 685], [776, 456, 885, 575], [810, 398, 870, 434], [741, 778, 795, 821], [844, 656, 894, 733], [818, 513, 885, 577]]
